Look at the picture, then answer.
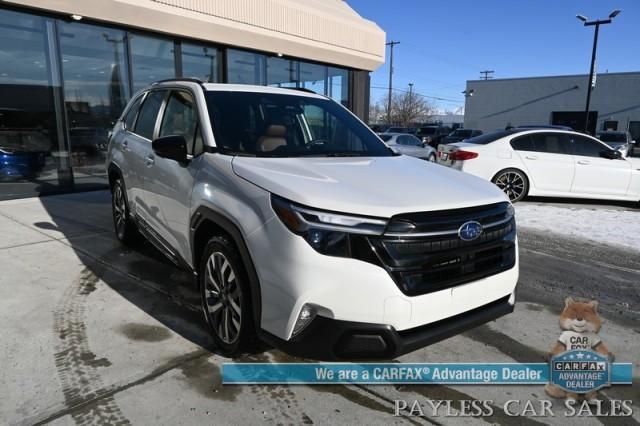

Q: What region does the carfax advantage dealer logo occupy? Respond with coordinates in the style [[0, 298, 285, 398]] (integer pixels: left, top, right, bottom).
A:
[[550, 350, 611, 393]]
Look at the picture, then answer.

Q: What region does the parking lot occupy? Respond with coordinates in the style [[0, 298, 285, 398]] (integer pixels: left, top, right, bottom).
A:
[[1, 190, 639, 425]]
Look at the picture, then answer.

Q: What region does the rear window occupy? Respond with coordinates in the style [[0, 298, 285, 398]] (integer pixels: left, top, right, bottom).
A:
[[453, 129, 473, 137], [464, 130, 519, 145]]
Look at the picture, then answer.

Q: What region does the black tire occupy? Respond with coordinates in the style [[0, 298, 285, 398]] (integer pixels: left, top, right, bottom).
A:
[[200, 236, 256, 357], [492, 168, 529, 203], [111, 177, 140, 244]]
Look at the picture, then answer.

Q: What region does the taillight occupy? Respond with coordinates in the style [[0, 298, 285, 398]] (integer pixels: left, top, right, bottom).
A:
[[449, 150, 479, 161]]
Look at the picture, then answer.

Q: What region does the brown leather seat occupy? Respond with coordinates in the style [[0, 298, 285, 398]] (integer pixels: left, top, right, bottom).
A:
[[257, 125, 287, 152]]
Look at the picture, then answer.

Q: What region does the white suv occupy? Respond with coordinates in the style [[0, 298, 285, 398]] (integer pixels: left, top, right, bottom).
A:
[[107, 79, 518, 360]]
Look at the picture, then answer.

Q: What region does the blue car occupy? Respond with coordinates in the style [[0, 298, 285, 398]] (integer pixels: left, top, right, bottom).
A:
[[0, 130, 50, 180]]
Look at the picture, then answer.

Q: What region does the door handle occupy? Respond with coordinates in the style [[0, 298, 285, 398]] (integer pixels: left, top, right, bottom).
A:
[[577, 160, 590, 165], [525, 155, 538, 160], [122, 140, 129, 151], [145, 155, 155, 167]]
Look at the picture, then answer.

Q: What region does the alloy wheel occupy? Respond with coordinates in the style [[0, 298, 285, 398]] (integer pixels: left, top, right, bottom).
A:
[[495, 171, 525, 201], [204, 252, 242, 344], [113, 183, 127, 236]]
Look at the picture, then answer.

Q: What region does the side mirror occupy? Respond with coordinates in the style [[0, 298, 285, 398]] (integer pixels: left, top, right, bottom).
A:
[[600, 149, 622, 160], [152, 135, 188, 163]]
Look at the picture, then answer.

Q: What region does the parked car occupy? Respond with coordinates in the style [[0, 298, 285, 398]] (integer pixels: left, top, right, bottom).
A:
[[437, 128, 640, 203], [517, 124, 573, 131], [379, 133, 436, 161], [597, 131, 635, 157], [0, 129, 49, 179], [369, 124, 389, 134], [416, 125, 451, 148], [442, 129, 483, 144], [107, 79, 518, 360], [386, 126, 417, 135]]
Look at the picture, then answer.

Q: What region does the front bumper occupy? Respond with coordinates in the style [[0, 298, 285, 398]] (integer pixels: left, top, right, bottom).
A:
[[261, 294, 515, 360]]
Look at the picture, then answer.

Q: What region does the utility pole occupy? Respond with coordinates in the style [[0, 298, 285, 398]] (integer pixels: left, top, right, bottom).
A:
[[408, 83, 414, 125], [479, 70, 494, 80], [386, 40, 400, 124], [576, 9, 620, 134]]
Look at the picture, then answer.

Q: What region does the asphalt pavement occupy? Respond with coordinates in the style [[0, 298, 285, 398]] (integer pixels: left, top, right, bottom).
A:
[[0, 190, 638, 425]]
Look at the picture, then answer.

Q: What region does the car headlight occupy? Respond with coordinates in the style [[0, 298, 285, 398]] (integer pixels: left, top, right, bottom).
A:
[[271, 194, 387, 257]]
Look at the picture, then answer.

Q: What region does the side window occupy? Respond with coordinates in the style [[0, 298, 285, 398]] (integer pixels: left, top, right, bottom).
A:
[[510, 135, 534, 151], [159, 91, 201, 155], [134, 90, 167, 140], [407, 136, 422, 146], [530, 133, 570, 154], [571, 135, 608, 157], [123, 94, 144, 131]]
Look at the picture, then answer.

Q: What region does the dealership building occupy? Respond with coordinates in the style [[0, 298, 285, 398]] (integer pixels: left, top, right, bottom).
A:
[[464, 71, 640, 139], [0, 0, 385, 199]]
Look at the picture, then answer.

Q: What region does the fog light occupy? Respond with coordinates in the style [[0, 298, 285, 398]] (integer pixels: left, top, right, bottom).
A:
[[292, 304, 317, 337], [308, 229, 324, 248]]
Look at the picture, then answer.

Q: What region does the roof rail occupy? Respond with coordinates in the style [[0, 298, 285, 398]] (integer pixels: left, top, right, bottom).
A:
[[287, 87, 317, 95], [152, 77, 205, 87]]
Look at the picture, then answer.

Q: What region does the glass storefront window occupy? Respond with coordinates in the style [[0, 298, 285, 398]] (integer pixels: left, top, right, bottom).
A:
[[58, 22, 130, 187], [227, 49, 265, 85], [299, 61, 326, 95], [181, 43, 219, 83], [0, 9, 64, 198], [130, 34, 175, 91], [266, 57, 298, 88], [328, 67, 349, 107]]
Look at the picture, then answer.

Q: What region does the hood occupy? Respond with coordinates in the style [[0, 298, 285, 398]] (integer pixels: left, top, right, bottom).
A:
[[232, 155, 508, 218]]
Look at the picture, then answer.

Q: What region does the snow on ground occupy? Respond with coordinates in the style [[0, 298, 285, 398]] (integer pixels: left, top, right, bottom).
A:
[[515, 202, 640, 252]]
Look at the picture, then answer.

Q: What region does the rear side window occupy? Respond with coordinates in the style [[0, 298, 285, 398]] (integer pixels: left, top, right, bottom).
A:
[[570, 135, 608, 157], [134, 90, 167, 140], [124, 95, 144, 130], [510, 135, 534, 151], [159, 90, 201, 155], [529, 133, 570, 154]]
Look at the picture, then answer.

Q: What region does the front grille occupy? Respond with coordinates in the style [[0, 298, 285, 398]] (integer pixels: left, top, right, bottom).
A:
[[368, 202, 516, 296]]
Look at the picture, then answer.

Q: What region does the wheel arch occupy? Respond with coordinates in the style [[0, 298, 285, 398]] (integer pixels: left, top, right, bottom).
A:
[[190, 206, 262, 329], [491, 167, 531, 201], [107, 162, 123, 189]]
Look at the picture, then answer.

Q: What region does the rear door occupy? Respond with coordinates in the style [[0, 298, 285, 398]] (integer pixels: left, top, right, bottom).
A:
[[128, 89, 168, 223], [113, 93, 145, 210], [144, 89, 203, 262], [569, 134, 632, 196], [511, 132, 574, 193]]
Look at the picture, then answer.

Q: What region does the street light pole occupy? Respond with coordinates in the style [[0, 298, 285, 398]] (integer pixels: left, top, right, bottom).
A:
[[386, 40, 400, 125], [577, 9, 620, 134]]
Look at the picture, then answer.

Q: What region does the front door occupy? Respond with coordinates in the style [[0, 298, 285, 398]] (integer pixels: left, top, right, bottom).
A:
[[144, 90, 203, 263], [569, 134, 632, 196]]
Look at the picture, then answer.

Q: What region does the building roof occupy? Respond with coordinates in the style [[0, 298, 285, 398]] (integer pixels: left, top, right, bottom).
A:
[[7, 0, 386, 71], [467, 71, 640, 84]]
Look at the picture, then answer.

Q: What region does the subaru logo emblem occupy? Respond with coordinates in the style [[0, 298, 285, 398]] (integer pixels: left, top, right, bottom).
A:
[[458, 221, 483, 241]]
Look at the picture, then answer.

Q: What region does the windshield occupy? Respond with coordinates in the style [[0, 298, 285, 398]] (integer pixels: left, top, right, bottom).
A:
[[598, 133, 626, 143], [205, 91, 392, 157], [418, 127, 436, 135]]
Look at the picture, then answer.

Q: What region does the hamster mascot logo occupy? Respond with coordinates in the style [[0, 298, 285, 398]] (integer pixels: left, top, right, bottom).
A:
[[545, 297, 614, 403]]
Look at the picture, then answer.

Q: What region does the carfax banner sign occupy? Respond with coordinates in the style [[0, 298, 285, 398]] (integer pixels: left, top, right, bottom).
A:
[[222, 362, 632, 385]]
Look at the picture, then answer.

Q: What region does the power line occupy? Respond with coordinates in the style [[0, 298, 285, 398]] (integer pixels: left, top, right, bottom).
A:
[[370, 85, 464, 104], [480, 70, 494, 80]]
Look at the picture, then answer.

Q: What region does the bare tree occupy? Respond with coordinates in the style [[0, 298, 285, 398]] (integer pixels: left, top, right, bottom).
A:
[[370, 87, 435, 126]]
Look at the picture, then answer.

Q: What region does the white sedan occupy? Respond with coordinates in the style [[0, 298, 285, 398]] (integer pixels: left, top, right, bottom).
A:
[[437, 128, 640, 203], [379, 133, 437, 161]]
